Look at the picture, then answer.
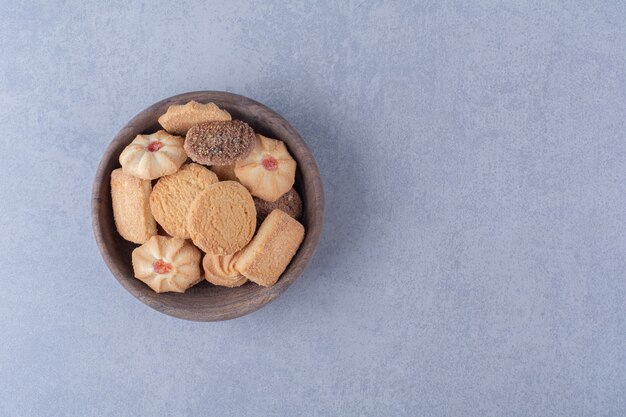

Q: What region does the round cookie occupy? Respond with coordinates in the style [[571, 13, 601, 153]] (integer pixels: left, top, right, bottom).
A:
[[131, 236, 203, 293], [234, 134, 297, 202], [184, 120, 255, 165], [149, 163, 218, 239], [202, 253, 247, 288], [119, 130, 187, 180], [254, 188, 302, 223], [187, 181, 256, 255]]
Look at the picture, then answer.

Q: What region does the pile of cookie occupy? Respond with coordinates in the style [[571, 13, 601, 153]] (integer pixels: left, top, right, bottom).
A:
[[111, 101, 305, 293]]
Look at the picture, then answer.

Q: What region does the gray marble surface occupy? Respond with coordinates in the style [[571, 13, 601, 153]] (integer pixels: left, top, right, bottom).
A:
[[1, 1, 625, 416]]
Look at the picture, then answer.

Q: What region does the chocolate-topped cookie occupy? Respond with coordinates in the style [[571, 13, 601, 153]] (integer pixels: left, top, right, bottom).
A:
[[254, 188, 302, 223], [184, 120, 255, 165]]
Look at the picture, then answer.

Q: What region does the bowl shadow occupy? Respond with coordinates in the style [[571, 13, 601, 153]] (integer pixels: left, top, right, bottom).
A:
[[241, 82, 369, 295]]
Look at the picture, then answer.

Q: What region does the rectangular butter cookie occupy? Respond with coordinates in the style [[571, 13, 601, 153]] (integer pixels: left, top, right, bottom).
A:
[[236, 209, 305, 287], [111, 168, 157, 244]]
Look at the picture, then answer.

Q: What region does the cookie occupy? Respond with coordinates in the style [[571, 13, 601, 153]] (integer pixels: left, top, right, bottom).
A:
[[119, 130, 187, 180], [234, 134, 296, 202], [184, 120, 255, 166], [131, 236, 202, 293], [236, 209, 305, 287], [158, 101, 231, 135], [187, 181, 256, 255], [149, 163, 218, 239], [202, 253, 247, 288], [110, 168, 157, 244], [254, 188, 303, 223], [210, 164, 238, 182]]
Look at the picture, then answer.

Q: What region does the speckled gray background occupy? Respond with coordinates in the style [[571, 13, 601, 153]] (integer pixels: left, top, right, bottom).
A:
[[0, 1, 625, 416]]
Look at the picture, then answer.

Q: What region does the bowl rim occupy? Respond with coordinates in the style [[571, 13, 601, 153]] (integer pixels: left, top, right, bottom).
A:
[[91, 90, 324, 321]]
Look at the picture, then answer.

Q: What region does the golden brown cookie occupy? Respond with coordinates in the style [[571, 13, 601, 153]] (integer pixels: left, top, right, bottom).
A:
[[149, 163, 218, 239], [119, 130, 187, 180], [254, 188, 303, 223], [234, 134, 296, 202], [236, 209, 305, 287], [158, 101, 231, 135], [187, 181, 256, 255], [202, 253, 247, 288], [110, 168, 157, 244], [184, 120, 255, 166], [210, 164, 238, 182], [131, 236, 202, 293]]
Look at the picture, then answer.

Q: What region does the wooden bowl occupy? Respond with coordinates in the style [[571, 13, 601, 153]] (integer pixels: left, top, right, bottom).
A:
[[92, 91, 324, 321]]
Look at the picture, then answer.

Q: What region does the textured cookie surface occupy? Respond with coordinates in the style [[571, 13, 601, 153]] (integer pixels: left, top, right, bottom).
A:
[[187, 181, 256, 255], [110, 168, 157, 244], [158, 101, 231, 135], [254, 188, 303, 223], [131, 236, 202, 293], [210, 164, 238, 182], [202, 253, 247, 288], [150, 163, 218, 239], [234, 134, 297, 202], [236, 209, 305, 287], [184, 120, 255, 165], [119, 130, 186, 180]]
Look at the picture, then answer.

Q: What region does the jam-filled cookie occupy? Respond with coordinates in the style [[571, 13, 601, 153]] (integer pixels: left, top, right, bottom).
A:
[[119, 130, 186, 180], [187, 181, 256, 255], [184, 120, 255, 166], [149, 163, 219, 239], [234, 134, 296, 202], [236, 209, 305, 287], [202, 253, 247, 288], [131, 236, 202, 293], [158, 101, 231, 135]]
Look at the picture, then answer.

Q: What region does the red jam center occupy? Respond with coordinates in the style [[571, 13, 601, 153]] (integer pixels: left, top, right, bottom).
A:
[[261, 155, 278, 171], [147, 141, 163, 152], [153, 259, 172, 274]]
